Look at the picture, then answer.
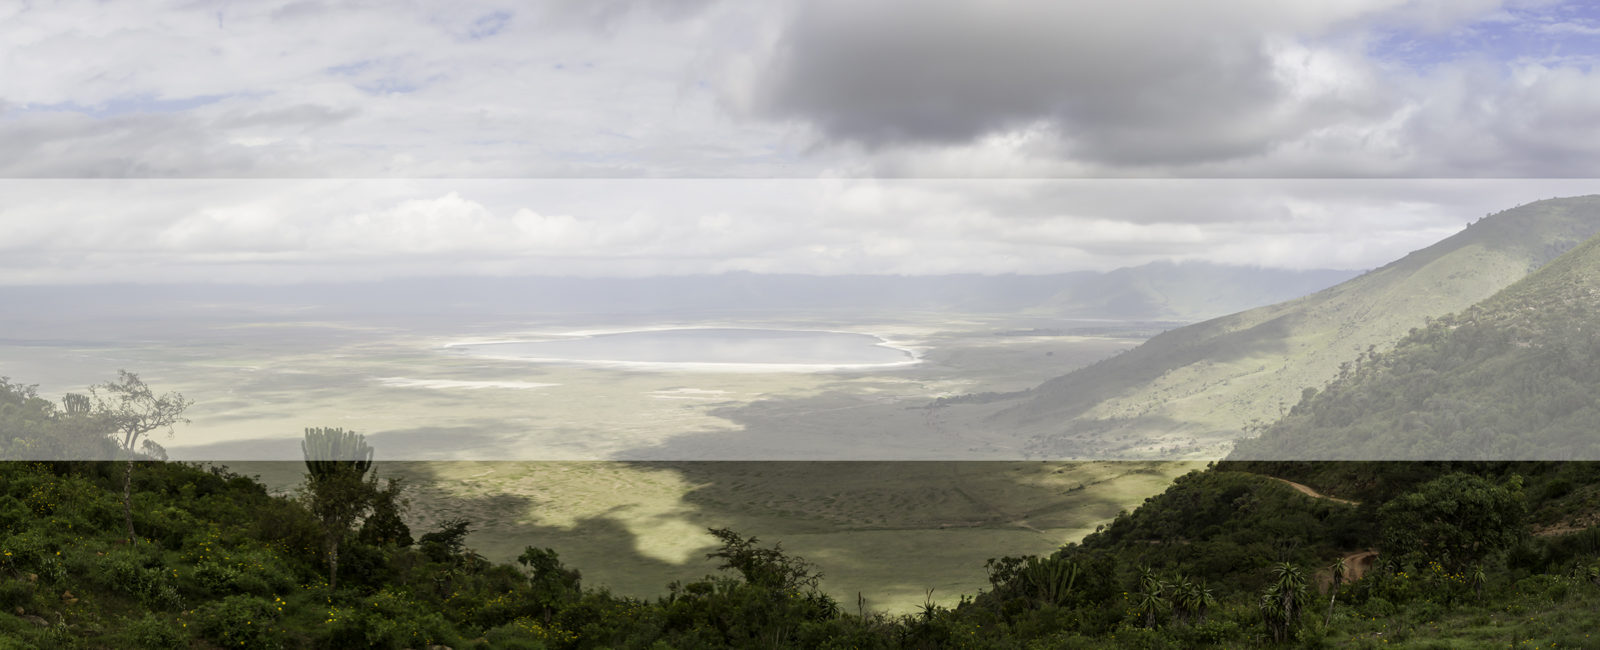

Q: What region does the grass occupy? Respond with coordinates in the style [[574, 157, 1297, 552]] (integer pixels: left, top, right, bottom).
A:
[[993, 196, 1600, 455], [1319, 586, 1600, 649], [228, 459, 1201, 613]]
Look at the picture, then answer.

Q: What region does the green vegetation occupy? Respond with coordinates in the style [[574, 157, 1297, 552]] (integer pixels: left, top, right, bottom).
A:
[[988, 196, 1600, 456], [223, 458, 1198, 615], [12, 453, 1600, 648], [10, 388, 1600, 650], [300, 427, 379, 592], [14, 200, 1600, 646], [7, 360, 1600, 649], [86, 371, 193, 543], [1232, 216, 1600, 460]]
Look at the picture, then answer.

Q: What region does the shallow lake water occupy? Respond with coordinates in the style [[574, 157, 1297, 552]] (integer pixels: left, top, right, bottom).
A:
[[451, 328, 916, 369]]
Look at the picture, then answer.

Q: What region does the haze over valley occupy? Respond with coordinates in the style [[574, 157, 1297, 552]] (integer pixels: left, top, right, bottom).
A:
[[9, 2, 1600, 638]]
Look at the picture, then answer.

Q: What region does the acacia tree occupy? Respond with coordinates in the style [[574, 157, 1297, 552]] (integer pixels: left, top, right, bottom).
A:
[[301, 427, 377, 591], [88, 370, 192, 542]]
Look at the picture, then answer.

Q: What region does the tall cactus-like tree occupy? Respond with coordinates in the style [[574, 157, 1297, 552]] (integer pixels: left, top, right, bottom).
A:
[[301, 427, 377, 591], [61, 392, 91, 416], [1021, 556, 1079, 607], [302, 426, 374, 479]]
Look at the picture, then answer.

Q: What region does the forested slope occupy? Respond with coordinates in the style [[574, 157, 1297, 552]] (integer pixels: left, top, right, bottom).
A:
[[987, 196, 1600, 457], [1230, 223, 1600, 460]]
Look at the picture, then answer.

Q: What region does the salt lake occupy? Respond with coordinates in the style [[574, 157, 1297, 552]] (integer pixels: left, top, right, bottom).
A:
[[449, 328, 917, 370]]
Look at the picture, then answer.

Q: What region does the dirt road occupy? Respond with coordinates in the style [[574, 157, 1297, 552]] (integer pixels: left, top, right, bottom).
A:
[[1271, 477, 1359, 506]]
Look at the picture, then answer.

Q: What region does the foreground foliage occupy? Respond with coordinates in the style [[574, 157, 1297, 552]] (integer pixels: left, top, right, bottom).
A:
[[2, 457, 1600, 649], [9, 376, 1600, 647]]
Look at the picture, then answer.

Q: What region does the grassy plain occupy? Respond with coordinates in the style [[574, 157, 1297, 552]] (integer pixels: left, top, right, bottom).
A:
[[0, 307, 1202, 611], [229, 459, 1201, 613]]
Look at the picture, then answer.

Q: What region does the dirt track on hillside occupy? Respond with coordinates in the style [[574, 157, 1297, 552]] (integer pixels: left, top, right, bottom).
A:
[[1270, 477, 1360, 506]]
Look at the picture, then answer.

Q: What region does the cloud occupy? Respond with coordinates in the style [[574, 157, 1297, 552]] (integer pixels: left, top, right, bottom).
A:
[[1, 0, 1596, 178], [726, 0, 1600, 176], [735, 2, 1397, 165], [0, 0, 781, 178], [2, 178, 1596, 284]]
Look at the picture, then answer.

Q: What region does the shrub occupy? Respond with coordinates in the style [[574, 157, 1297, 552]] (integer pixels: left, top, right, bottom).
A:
[[124, 613, 187, 650], [190, 546, 291, 597], [98, 548, 184, 610], [321, 589, 459, 650], [194, 594, 283, 650], [418, 518, 473, 563], [485, 617, 575, 650], [1360, 596, 1395, 618], [0, 580, 34, 611]]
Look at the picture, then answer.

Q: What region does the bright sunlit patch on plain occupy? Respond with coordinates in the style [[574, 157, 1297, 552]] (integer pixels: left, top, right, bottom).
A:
[[377, 377, 561, 390], [447, 328, 919, 372]]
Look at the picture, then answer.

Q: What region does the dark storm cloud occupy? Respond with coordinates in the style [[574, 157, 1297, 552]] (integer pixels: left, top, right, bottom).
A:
[[747, 2, 1385, 166]]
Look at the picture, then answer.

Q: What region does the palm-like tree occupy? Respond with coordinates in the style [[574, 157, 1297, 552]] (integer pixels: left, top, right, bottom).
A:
[[1271, 562, 1307, 616], [1263, 562, 1308, 642], [1132, 587, 1168, 629], [1193, 580, 1217, 624], [1171, 576, 1196, 624], [1470, 563, 1488, 601], [1132, 565, 1170, 628], [1260, 587, 1289, 643], [1326, 556, 1347, 625]]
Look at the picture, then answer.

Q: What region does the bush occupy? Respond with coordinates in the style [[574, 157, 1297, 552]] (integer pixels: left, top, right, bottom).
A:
[[250, 497, 323, 561], [485, 617, 572, 650], [189, 546, 291, 597], [0, 580, 34, 611], [1175, 619, 1243, 646], [322, 589, 459, 650], [135, 503, 202, 549], [418, 518, 473, 563], [0, 634, 32, 650], [123, 613, 187, 650], [194, 594, 283, 650], [1360, 596, 1395, 618], [1515, 574, 1571, 603], [98, 548, 183, 610]]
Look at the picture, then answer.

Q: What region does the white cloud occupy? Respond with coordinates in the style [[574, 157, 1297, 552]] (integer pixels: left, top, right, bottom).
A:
[[3, 2, 1599, 282], [2, 179, 1597, 283], [2, 0, 1596, 179]]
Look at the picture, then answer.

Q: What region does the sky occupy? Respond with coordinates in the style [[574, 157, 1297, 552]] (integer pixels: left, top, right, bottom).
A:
[[4, 0, 1600, 282]]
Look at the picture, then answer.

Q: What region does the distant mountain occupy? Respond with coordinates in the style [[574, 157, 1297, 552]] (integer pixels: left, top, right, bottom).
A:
[[982, 196, 1600, 457], [1032, 262, 1357, 321], [1229, 221, 1600, 460], [0, 264, 1353, 326]]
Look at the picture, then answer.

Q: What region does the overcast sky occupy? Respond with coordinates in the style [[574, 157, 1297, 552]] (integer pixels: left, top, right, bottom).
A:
[[5, 0, 1600, 282]]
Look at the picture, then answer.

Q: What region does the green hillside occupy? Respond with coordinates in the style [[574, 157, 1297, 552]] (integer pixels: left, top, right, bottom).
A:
[[1229, 222, 1600, 461], [983, 196, 1600, 457]]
